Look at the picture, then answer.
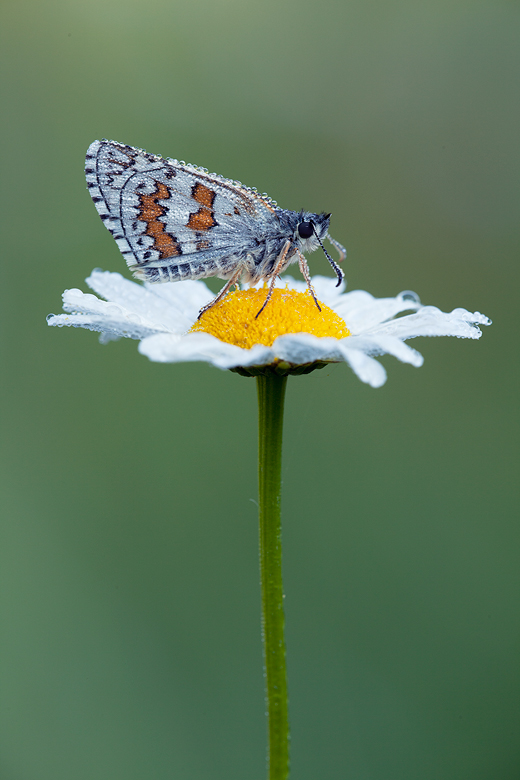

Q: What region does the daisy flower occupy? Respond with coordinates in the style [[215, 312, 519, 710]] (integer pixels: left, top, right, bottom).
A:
[[48, 265, 490, 778], [47, 269, 490, 387]]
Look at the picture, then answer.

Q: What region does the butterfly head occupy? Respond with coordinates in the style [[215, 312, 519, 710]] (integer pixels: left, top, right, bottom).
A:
[[292, 211, 344, 288], [294, 211, 331, 254]]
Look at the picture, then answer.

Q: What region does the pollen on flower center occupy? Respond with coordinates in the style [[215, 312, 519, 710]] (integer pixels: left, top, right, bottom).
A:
[[189, 288, 350, 349]]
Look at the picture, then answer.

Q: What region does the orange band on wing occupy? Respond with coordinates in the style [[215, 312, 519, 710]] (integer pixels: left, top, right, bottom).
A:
[[137, 182, 181, 259], [186, 183, 217, 231]]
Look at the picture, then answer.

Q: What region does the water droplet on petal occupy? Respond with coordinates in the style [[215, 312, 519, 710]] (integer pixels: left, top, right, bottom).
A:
[[399, 290, 421, 304]]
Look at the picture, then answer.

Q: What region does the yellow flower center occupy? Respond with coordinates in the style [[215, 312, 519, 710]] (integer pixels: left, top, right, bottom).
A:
[[189, 287, 350, 349]]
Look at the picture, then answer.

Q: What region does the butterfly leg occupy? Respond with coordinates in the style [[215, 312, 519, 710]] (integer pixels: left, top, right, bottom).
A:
[[296, 249, 321, 312], [255, 240, 292, 319], [197, 266, 244, 319]]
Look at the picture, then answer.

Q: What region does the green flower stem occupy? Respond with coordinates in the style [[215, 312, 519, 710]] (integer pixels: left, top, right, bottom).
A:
[[256, 373, 290, 780]]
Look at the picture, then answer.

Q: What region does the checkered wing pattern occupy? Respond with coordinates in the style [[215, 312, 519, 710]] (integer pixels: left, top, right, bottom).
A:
[[85, 140, 278, 282]]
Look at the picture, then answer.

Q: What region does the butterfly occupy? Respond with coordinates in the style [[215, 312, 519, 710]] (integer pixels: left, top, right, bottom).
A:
[[85, 140, 346, 317]]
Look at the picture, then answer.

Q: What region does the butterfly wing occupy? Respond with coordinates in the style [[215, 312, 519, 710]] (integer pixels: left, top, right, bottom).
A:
[[85, 140, 279, 282]]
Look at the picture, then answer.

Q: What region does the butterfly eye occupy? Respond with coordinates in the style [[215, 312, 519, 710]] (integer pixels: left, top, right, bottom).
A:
[[298, 220, 314, 239]]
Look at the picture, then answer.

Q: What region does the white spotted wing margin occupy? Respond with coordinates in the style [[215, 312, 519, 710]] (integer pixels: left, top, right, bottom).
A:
[[84, 140, 281, 285]]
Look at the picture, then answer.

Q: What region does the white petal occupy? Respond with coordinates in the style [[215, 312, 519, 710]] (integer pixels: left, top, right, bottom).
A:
[[86, 270, 205, 333], [143, 279, 213, 322], [58, 290, 101, 317], [233, 343, 277, 368], [139, 332, 275, 369], [334, 290, 422, 333], [273, 333, 343, 364], [336, 343, 388, 387], [311, 274, 346, 297], [86, 269, 145, 304], [365, 306, 491, 340], [345, 334, 424, 366], [63, 288, 166, 331], [48, 286, 169, 339], [46, 312, 160, 340], [260, 275, 347, 307]]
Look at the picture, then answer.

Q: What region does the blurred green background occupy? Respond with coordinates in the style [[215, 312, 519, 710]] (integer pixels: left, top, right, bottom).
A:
[[1, 0, 518, 778]]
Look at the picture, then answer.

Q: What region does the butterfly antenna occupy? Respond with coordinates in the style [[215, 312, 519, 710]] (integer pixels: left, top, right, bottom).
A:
[[313, 228, 344, 287]]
